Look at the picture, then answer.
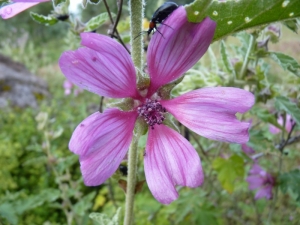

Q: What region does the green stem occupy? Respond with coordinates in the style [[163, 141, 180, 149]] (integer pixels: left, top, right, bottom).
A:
[[124, 1, 144, 224], [129, 0, 144, 81], [123, 134, 139, 225]]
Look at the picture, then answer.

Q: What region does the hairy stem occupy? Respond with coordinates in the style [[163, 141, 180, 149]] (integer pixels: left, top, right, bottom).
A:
[[124, 1, 144, 224], [123, 134, 139, 225]]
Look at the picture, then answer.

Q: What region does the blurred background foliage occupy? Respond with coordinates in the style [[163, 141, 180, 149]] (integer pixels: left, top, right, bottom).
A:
[[1, 0, 300, 224]]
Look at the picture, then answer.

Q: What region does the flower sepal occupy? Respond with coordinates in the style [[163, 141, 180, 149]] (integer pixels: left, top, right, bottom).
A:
[[134, 117, 149, 136], [108, 98, 135, 111], [156, 75, 185, 100]]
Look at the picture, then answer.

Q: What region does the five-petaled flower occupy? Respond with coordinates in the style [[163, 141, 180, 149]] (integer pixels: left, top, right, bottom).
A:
[[0, 0, 49, 19], [246, 163, 275, 200], [59, 6, 255, 204]]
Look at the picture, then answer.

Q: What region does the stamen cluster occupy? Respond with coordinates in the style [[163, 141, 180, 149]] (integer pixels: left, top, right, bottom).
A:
[[137, 99, 166, 129]]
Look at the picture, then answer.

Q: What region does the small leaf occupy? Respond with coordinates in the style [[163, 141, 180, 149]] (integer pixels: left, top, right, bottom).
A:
[[212, 154, 244, 193], [90, 207, 121, 225], [278, 169, 300, 201], [282, 19, 299, 33], [186, 0, 300, 41], [269, 52, 300, 77], [30, 12, 58, 26], [135, 180, 145, 194], [118, 180, 127, 193], [220, 40, 236, 77], [0, 203, 18, 225], [117, 180, 145, 194], [89, 0, 102, 4], [85, 12, 114, 32], [274, 96, 300, 125]]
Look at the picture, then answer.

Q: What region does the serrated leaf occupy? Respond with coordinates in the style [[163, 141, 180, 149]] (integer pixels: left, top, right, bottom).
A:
[[89, 207, 121, 225], [212, 154, 244, 193], [278, 169, 300, 201], [269, 52, 300, 77], [220, 40, 235, 76], [85, 12, 113, 32], [186, 0, 300, 41], [274, 96, 300, 125], [14, 188, 60, 214], [30, 12, 58, 26]]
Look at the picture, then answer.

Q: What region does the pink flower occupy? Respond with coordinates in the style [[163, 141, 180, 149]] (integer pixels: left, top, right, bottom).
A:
[[241, 143, 255, 155], [59, 7, 254, 204], [63, 79, 83, 96], [246, 164, 275, 200], [0, 0, 49, 19], [269, 114, 294, 134]]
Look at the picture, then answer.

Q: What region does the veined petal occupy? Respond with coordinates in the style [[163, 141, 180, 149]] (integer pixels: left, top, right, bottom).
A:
[[144, 124, 203, 204], [69, 108, 137, 156], [59, 33, 140, 99], [0, 2, 39, 19], [161, 87, 254, 143], [147, 6, 216, 95], [70, 108, 137, 186]]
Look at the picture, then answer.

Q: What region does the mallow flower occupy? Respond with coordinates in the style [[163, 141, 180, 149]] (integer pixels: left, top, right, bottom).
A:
[[269, 114, 294, 134], [0, 0, 49, 19], [246, 164, 275, 200], [59, 6, 254, 204]]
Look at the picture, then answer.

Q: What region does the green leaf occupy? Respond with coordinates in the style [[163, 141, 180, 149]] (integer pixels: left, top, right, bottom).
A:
[[274, 96, 300, 125], [220, 40, 236, 77], [89, 207, 121, 225], [73, 192, 96, 217], [251, 106, 281, 128], [212, 154, 244, 193], [0, 203, 18, 225], [85, 12, 113, 32], [30, 12, 58, 26], [14, 189, 60, 214], [269, 52, 300, 77], [185, 0, 300, 41], [282, 19, 299, 33], [278, 169, 300, 201]]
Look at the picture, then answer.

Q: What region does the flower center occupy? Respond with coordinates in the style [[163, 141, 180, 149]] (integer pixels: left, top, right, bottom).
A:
[[137, 99, 166, 129]]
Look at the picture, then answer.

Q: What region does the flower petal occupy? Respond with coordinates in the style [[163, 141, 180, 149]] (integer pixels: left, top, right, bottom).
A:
[[144, 124, 203, 204], [161, 87, 254, 143], [0, 2, 39, 19], [147, 6, 216, 95], [69, 108, 137, 156], [59, 33, 140, 99], [255, 185, 273, 200], [246, 175, 264, 190], [70, 108, 137, 186]]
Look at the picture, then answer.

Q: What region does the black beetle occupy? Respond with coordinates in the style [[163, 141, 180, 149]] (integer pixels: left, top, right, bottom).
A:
[[135, 2, 178, 39]]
